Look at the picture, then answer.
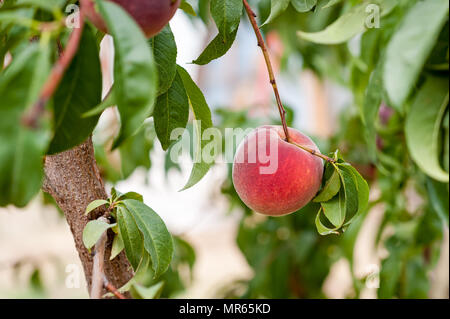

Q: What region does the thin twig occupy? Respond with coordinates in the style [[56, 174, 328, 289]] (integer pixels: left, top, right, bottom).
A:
[[243, 0, 337, 164], [242, 0, 290, 142], [90, 217, 108, 299], [104, 279, 127, 299], [290, 141, 337, 164], [22, 8, 86, 128]]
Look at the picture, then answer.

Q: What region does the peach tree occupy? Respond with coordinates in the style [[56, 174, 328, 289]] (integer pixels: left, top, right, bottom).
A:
[[0, 0, 447, 299], [218, 0, 449, 298]]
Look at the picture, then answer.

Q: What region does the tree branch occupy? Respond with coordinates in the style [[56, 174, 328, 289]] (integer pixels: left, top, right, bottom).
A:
[[22, 5, 86, 128], [243, 0, 290, 142], [243, 0, 337, 164], [290, 141, 337, 164], [105, 280, 127, 299], [89, 216, 127, 299], [90, 217, 109, 299], [43, 137, 133, 297]]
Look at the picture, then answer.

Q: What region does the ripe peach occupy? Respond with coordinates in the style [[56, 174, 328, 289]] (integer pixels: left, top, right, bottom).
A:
[[82, 0, 180, 38], [232, 125, 324, 216]]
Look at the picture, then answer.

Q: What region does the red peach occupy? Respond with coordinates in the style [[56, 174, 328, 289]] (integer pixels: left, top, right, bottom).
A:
[[82, 0, 180, 38], [232, 125, 324, 216]]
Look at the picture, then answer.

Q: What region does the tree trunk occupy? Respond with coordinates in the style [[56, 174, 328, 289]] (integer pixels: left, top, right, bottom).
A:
[[42, 137, 132, 297]]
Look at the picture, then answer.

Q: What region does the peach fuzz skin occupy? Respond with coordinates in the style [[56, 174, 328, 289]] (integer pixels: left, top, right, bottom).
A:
[[232, 126, 324, 216], [83, 0, 181, 38]]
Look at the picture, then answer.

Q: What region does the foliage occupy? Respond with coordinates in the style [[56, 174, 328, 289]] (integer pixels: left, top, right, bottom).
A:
[[1, 0, 448, 299], [217, 0, 449, 299]]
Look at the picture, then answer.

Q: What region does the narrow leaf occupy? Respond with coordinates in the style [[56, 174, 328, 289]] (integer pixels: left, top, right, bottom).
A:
[[110, 234, 125, 260], [0, 43, 51, 207], [117, 192, 144, 202], [193, 0, 243, 65], [339, 166, 359, 221], [150, 25, 178, 96], [315, 207, 340, 236], [297, 0, 396, 44], [321, 191, 346, 228], [339, 163, 369, 225], [82, 220, 115, 250], [131, 282, 165, 299], [405, 76, 449, 182], [122, 199, 173, 279], [81, 86, 116, 118], [262, 0, 290, 26], [96, 0, 158, 148], [177, 66, 214, 190], [48, 25, 102, 154], [426, 178, 449, 226], [116, 205, 145, 271], [85, 199, 109, 215], [154, 72, 189, 150], [362, 61, 383, 160], [291, 0, 317, 13], [314, 166, 341, 202], [322, 0, 342, 9], [179, 0, 197, 16], [383, 0, 449, 109]]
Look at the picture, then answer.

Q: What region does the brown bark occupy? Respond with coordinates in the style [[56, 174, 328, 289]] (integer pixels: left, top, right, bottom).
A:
[[42, 137, 133, 297]]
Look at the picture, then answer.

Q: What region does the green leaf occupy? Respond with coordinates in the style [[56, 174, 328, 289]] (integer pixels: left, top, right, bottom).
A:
[[150, 25, 178, 96], [48, 26, 102, 154], [339, 165, 359, 221], [81, 86, 116, 118], [0, 43, 51, 207], [339, 163, 369, 225], [117, 191, 144, 202], [118, 251, 152, 293], [174, 236, 196, 272], [0, 9, 35, 28], [362, 61, 383, 160], [116, 205, 144, 271], [404, 256, 429, 298], [198, 0, 211, 24], [291, 0, 317, 13], [383, 0, 449, 109], [321, 191, 346, 228], [122, 199, 173, 279], [316, 161, 367, 232], [443, 110, 449, 173], [96, 0, 158, 148], [297, 0, 397, 44], [315, 207, 339, 235], [321, 0, 342, 9], [154, 72, 189, 151], [341, 211, 366, 261], [179, 0, 197, 16], [314, 166, 341, 202], [119, 122, 154, 178], [262, 0, 290, 26], [405, 76, 449, 182], [85, 199, 109, 215], [177, 66, 214, 190], [82, 220, 115, 250], [13, 0, 66, 11], [110, 234, 125, 260], [378, 242, 404, 298], [193, 0, 243, 65], [131, 282, 165, 299], [426, 178, 449, 227]]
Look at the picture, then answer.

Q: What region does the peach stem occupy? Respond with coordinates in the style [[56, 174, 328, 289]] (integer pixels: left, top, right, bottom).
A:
[[289, 141, 337, 164], [242, 0, 290, 142]]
